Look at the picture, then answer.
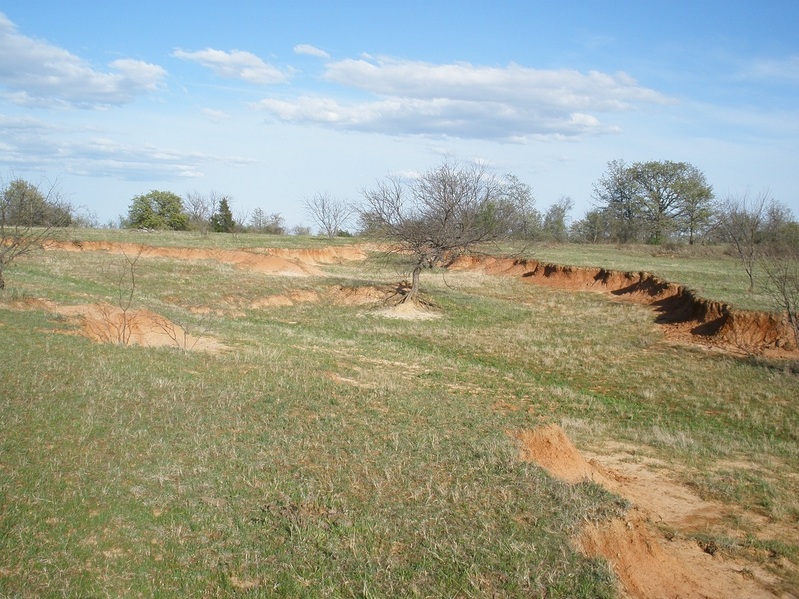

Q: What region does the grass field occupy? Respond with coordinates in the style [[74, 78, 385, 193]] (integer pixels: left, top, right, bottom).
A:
[[1, 231, 797, 597]]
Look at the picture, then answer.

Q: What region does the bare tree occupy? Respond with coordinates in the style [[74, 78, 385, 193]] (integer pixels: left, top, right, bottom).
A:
[[761, 237, 799, 348], [249, 208, 285, 234], [1, 176, 71, 290], [115, 246, 143, 346], [185, 190, 225, 235], [304, 193, 353, 239], [718, 191, 781, 292], [361, 160, 508, 304]]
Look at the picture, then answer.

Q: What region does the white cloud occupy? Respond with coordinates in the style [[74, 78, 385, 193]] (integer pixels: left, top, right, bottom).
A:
[[201, 108, 233, 122], [743, 56, 799, 82], [172, 48, 292, 84], [0, 114, 255, 181], [323, 57, 672, 110], [253, 55, 671, 140], [294, 44, 330, 59], [0, 12, 166, 108]]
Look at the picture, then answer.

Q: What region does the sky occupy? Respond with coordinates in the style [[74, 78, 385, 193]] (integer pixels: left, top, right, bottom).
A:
[[1, 1, 797, 230]]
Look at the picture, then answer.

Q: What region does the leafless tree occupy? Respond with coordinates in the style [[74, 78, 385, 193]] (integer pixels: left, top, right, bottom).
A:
[[717, 191, 784, 291], [1, 175, 71, 290], [115, 246, 144, 345], [361, 160, 508, 304], [185, 190, 222, 235], [304, 193, 353, 239], [761, 244, 799, 348], [249, 208, 285, 234], [758, 210, 799, 347]]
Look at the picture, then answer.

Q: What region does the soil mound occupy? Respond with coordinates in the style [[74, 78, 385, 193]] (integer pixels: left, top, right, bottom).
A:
[[56, 303, 225, 351], [512, 425, 785, 599], [511, 425, 602, 484], [449, 255, 796, 355], [3, 298, 225, 351]]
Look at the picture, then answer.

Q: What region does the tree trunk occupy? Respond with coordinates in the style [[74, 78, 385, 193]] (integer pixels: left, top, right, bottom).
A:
[[0, 268, 4, 290], [402, 265, 422, 304]]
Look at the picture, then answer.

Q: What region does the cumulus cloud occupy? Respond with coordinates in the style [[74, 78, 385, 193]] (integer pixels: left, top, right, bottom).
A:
[[172, 48, 292, 84], [0, 12, 166, 108], [253, 55, 671, 140], [294, 44, 330, 59], [0, 115, 254, 180]]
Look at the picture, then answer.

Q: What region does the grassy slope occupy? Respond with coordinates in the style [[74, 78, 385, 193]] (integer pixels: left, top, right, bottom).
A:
[[1, 232, 797, 597]]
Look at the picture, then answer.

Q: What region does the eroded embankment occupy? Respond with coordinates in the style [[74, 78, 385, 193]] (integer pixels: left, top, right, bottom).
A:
[[44, 240, 368, 276], [449, 255, 795, 356], [511, 425, 789, 599]]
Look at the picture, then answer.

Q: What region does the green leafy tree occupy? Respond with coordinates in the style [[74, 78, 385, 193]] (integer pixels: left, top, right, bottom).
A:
[[570, 208, 611, 243], [592, 159, 640, 243], [126, 190, 188, 230], [592, 160, 714, 244], [1, 176, 72, 289], [628, 161, 713, 244], [210, 196, 235, 233], [481, 174, 540, 239], [542, 196, 574, 242], [2, 179, 72, 227]]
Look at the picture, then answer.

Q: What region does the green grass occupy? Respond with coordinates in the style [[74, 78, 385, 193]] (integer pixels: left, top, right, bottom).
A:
[[1, 234, 797, 596]]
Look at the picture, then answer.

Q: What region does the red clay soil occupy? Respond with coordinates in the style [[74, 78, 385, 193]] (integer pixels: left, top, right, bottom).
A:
[[43, 240, 367, 276], [512, 425, 791, 599], [449, 255, 796, 357]]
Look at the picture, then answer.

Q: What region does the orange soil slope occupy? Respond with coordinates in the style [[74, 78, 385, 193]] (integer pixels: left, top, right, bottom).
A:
[[449, 255, 795, 356], [513, 425, 790, 599], [44, 240, 367, 276]]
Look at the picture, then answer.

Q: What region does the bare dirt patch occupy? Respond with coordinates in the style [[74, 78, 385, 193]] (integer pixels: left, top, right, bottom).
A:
[[511, 425, 793, 599], [249, 284, 395, 310], [57, 303, 225, 351], [3, 298, 224, 351], [450, 255, 797, 357], [372, 301, 441, 320]]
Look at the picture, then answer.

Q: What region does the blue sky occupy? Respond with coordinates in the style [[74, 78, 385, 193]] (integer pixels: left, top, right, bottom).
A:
[[1, 1, 797, 229]]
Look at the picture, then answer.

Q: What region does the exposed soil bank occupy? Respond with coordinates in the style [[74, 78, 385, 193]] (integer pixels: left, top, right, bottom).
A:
[[4, 297, 225, 351], [512, 425, 790, 599], [449, 255, 796, 356], [44, 240, 368, 276]]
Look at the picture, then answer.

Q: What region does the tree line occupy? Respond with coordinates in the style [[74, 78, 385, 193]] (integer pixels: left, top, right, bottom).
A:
[[122, 190, 288, 235], [2, 162, 797, 340]]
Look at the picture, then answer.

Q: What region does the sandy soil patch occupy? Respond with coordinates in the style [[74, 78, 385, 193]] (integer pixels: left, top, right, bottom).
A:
[[372, 301, 441, 320], [511, 425, 794, 599], [57, 303, 225, 351], [248, 285, 392, 310], [3, 297, 225, 351]]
